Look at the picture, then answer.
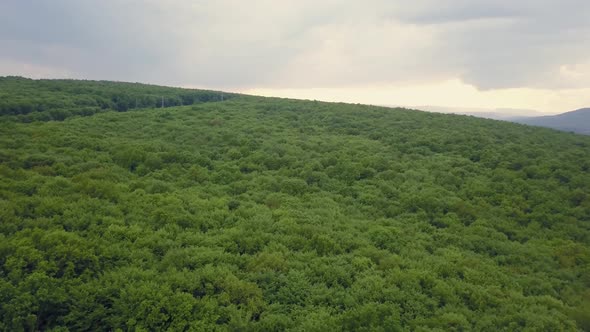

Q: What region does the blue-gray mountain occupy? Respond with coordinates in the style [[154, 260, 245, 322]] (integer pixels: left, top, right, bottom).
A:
[[512, 108, 590, 135]]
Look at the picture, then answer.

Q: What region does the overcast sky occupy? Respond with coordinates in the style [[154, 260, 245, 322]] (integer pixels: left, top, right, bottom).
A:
[[1, 1, 589, 114]]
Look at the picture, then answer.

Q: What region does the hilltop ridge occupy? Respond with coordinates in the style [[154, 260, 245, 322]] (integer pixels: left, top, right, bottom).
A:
[[513, 108, 590, 135], [0, 76, 235, 122]]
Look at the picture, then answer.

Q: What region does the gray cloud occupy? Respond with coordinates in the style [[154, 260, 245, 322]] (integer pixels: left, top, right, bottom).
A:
[[1, 0, 589, 90]]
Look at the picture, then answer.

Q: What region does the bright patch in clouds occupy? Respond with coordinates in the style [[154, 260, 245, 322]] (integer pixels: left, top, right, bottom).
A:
[[242, 79, 590, 114]]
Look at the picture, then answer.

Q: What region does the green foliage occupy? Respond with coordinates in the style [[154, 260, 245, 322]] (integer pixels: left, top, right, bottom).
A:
[[0, 79, 589, 330], [0, 76, 236, 122]]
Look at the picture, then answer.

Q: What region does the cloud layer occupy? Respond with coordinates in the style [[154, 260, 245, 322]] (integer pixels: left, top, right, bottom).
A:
[[1, 0, 589, 92]]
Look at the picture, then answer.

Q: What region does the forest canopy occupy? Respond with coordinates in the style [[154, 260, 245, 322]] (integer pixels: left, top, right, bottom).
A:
[[0, 76, 235, 122], [0, 78, 589, 331]]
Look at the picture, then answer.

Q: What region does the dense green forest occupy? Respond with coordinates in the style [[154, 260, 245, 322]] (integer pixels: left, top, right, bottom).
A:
[[1, 78, 589, 331], [0, 77, 235, 122]]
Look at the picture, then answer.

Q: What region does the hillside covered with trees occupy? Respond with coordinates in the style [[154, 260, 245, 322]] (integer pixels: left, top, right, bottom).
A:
[[0, 77, 235, 122], [1, 79, 589, 331]]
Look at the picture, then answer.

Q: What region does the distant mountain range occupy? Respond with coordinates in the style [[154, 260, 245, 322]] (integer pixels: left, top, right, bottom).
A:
[[410, 105, 590, 135], [511, 108, 590, 135]]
